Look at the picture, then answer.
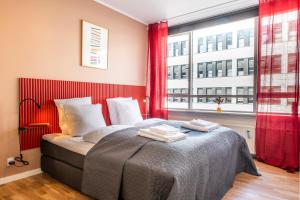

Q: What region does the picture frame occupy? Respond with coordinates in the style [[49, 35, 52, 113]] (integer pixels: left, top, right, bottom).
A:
[[81, 20, 108, 69]]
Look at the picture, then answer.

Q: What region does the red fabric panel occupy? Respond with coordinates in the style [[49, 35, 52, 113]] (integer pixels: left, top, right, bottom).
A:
[[259, 0, 299, 16], [256, 114, 299, 171], [256, 0, 299, 171], [147, 21, 168, 119], [19, 78, 146, 150]]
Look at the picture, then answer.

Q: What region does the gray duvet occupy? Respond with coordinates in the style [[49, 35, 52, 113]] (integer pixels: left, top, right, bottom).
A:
[[82, 121, 259, 200]]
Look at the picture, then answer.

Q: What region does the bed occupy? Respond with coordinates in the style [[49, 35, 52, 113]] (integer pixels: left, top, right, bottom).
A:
[[41, 119, 259, 200]]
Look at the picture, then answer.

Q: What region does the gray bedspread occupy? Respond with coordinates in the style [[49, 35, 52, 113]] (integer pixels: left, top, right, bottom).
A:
[[82, 121, 259, 200]]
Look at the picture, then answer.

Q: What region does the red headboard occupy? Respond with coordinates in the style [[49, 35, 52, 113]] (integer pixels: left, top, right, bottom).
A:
[[19, 78, 146, 150]]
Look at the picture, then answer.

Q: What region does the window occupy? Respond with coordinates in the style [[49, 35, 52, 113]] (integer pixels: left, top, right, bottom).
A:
[[181, 88, 188, 102], [197, 63, 206, 78], [197, 88, 205, 102], [289, 20, 297, 41], [238, 29, 254, 48], [288, 53, 296, 73], [248, 58, 254, 75], [236, 87, 246, 104], [237, 58, 248, 76], [180, 41, 189, 56], [217, 34, 225, 51], [206, 62, 216, 78], [216, 61, 224, 77], [207, 36, 216, 52], [167, 89, 174, 102], [168, 17, 256, 112], [198, 37, 207, 53], [181, 65, 189, 79], [167, 34, 189, 109], [173, 65, 181, 79], [226, 33, 233, 49], [273, 23, 282, 43], [173, 42, 179, 56], [168, 66, 173, 79], [168, 43, 173, 57], [226, 60, 232, 76], [261, 55, 281, 74], [225, 87, 232, 103]]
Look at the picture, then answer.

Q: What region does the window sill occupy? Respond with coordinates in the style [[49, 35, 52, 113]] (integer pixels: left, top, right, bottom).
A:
[[168, 109, 256, 116]]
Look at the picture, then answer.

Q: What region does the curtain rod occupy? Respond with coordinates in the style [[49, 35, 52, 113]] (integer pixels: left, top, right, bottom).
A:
[[163, 0, 244, 22]]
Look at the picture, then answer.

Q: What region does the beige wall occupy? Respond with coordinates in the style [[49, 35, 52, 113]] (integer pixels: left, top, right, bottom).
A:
[[0, 0, 147, 178]]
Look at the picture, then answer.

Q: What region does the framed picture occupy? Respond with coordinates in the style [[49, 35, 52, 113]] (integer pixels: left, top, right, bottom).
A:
[[82, 20, 108, 69]]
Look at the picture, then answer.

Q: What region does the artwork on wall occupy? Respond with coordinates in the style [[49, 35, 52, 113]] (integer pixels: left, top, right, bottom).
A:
[[82, 20, 108, 69]]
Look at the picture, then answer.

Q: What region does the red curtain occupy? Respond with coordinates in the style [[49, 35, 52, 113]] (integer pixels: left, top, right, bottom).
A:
[[256, 0, 299, 171], [147, 22, 168, 119]]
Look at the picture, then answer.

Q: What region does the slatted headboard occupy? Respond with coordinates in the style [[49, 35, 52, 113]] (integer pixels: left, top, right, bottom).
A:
[[19, 78, 146, 150]]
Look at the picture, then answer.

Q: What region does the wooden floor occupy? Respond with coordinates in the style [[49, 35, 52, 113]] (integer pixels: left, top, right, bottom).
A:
[[0, 161, 298, 200]]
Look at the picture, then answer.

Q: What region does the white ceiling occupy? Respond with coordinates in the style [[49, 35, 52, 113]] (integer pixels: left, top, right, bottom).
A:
[[94, 0, 258, 27]]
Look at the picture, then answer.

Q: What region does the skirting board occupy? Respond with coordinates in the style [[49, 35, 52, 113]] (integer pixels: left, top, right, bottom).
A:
[[0, 168, 42, 185]]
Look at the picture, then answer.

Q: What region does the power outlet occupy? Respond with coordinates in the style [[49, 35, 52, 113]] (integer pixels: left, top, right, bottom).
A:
[[7, 157, 15, 167]]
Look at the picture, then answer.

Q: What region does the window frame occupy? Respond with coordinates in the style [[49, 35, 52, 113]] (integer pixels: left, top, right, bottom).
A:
[[167, 9, 258, 114]]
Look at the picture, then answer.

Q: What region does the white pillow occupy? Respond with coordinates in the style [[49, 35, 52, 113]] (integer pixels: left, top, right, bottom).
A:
[[83, 125, 133, 144], [54, 97, 92, 134], [115, 99, 143, 125], [106, 97, 132, 125], [63, 104, 106, 136]]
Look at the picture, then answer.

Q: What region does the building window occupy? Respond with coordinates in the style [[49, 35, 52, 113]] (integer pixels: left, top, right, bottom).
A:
[[226, 33, 233, 49], [167, 89, 174, 102], [207, 36, 216, 52], [217, 34, 225, 51], [216, 61, 225, 77], [260, 86, 281, 104], [248, 58, 254, 75], [261, 55, 281, 74], [273, 23, 282, 43], [197, 63, 206, 78], [226, 60, 232, 76], [238, 29, 250, 48], [236, 87, 245, 104], [248, 87, 254, 103], [206, 62, 216, 78], [173, 42, 179, 56], [198, 37, 207, 53], [181, 65, 189, 79], [168, 66, 173, 80], [197, 88, 205, 102], [288, 53, 296, 73], [180, 41, 189, 56], [289, 20, 297, 41], [225, 87, 232, 103], [167, 17, 255, 112], [181, 88, 188, 102], [173, 65, 181, 79], [237, 58, 248, 76], [206, 88, 214, 103], [168, 43, 173, 57], [173, 88, 181, 102]]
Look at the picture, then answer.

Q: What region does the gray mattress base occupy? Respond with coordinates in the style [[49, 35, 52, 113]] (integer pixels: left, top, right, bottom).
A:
[[41, 155, 83, 191], [40, 139, 85, 191]]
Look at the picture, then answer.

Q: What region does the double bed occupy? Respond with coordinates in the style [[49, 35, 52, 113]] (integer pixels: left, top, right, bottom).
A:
[[41, 119, 259, 200]]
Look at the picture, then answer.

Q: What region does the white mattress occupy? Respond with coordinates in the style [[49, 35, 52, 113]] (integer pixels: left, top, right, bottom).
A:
[[42, 119, 165, 155], [42, 134, 94, 155]]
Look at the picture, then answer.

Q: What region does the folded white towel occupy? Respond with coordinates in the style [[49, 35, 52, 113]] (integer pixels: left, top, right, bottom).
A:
[[190, 119, 216, 127], [138, 129, 185, 143], [182, 122, 219, 132], [140, 129, 185, 139], [149, 124, 180, 135]]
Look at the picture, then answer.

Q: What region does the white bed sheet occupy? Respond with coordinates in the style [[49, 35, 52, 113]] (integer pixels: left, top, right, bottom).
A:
[[42, 118, 165, 155], [42, 134, 94, 155]]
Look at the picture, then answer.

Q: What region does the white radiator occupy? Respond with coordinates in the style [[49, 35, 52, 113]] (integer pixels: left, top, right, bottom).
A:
[[223, 123, 255, 154]]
